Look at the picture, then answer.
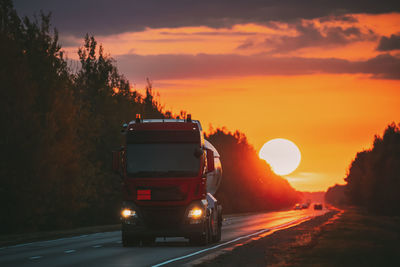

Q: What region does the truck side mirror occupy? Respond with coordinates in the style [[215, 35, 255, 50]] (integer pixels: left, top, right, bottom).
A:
[[112, 151, 120, 173], [206, 149, 215, 172]]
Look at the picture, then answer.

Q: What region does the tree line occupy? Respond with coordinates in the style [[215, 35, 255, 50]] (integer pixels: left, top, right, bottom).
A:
[[326, 123, 400, 215], [0, 0, 299, 234], [0, 0, 165, 233]]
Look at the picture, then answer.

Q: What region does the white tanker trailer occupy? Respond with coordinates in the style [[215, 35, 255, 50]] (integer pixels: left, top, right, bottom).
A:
[[204, 139, 222, 195]]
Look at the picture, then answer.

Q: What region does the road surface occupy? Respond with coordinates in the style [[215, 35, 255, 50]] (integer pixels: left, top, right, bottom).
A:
[[0, 208, 327, 267]]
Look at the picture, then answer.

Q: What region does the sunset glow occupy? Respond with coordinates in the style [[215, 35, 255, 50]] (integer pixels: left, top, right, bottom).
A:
[[14, 1, 400, 191]]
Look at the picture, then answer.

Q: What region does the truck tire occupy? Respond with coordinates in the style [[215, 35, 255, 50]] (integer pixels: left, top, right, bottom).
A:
[[189, 221, 210, 246], [211, 208, 222, 243], [122, 230, 140, 247], [212, 222, 221, 243]]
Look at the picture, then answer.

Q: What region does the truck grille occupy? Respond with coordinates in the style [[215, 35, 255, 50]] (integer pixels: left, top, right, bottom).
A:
[[140, 206, 186, 229]]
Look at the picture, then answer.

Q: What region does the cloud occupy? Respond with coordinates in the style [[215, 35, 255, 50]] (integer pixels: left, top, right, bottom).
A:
[[358, 53, 400, 79], [59, 35, 81, 47], [237, 39, 255, 49], [135, 38, 205, 43], [115, 53, 400, 81], [318, 14, 359, 23], [377, 34, 400, 51], [160, 31, 256, 36], [238, 22, 377, 53], [14, 0, 400, 37]]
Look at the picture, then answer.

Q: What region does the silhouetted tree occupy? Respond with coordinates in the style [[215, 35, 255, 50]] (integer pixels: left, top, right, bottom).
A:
[[0, 0, 83, 231], [0, 1, 166, 233], [345, 123, 400, 215], [325, 184, 347, 207]]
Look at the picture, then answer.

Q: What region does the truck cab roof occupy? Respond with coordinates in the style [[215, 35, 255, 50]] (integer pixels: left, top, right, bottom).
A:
[[128, 119, 203, 132], [126, 119, 204, 145], [128, 119, 202, 130]]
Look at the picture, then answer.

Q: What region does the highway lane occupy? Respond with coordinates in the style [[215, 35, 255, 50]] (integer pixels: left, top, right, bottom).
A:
[[0, 208, 327, 267]]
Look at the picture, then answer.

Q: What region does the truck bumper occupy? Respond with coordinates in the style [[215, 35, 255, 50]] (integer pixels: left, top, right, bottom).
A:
[[122, 220, 206, 238], [121, 202, 208, 239]]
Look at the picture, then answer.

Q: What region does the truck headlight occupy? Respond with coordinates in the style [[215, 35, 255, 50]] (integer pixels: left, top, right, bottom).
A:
[[121, 208, 137, 218], [188, 207, 203, 219]]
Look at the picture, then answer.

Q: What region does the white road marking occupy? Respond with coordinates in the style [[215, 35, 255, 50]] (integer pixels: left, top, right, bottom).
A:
[[64, 249, 76, 253], [28, 256, 42, 260], [92, 245, 102, 248], [152, 215, 312, 267]]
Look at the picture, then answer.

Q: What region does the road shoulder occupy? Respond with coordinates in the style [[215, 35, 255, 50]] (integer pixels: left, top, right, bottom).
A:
[[187, 210, 338, 266], [189, 208, 400, 267]]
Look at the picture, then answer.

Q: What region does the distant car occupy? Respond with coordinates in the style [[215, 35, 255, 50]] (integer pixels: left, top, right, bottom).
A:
[[313, 203, 323, 210], [301, 203, 309, 209], [294, 204, 301, 210]]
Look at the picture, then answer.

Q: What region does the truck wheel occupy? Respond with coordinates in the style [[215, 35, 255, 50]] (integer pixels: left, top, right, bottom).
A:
[[210, 212, 219, 243], [212, 222, 222, 243], [189, 222, 209, 246], [122, 230, 140, 247], [217, 206, 223, 242], [212, 205, 222, 243]]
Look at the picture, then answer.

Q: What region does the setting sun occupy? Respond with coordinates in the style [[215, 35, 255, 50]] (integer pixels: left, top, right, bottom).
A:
[[259, 138, 301, 176]]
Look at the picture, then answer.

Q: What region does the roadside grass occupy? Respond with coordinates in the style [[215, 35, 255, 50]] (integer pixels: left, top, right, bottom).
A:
[[288, 208, 400, 266]]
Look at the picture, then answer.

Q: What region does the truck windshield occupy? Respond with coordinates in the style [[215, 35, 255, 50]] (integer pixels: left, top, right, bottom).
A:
[[127, 143, 200, 177]]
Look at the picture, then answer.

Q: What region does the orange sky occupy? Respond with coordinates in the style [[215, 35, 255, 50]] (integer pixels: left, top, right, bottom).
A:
[[62, 13, 400, 191], [150, 75, 400, 191]]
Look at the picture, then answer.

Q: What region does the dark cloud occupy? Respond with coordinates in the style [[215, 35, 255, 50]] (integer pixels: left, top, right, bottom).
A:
[[237, 23, 377, 52], [59, 36, 81, 47], [273, 24, 376, 52], [318, 14, 359, 23], [14, 0, 400, 37], [115, 53, 400, 81], [377, 34, 400, 51], [358, 54, 400, 79], [135, 38, 204, 43], [237, 39, 255, 49], [160, 31, 256, 36]]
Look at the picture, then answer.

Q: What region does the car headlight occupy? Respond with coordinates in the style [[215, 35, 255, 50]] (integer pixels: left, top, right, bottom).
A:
[[121, 208, 137, 218], [188, 207, 203, 219]]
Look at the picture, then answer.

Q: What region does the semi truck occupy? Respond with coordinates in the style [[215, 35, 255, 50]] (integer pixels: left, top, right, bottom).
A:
[[112, 114, 223, 246]]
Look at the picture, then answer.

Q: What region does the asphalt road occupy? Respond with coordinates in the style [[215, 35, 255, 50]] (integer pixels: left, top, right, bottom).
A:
[[0, 208, 327, 267]]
